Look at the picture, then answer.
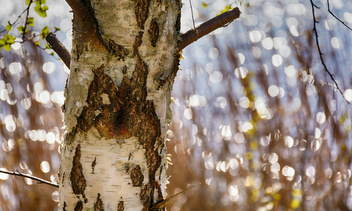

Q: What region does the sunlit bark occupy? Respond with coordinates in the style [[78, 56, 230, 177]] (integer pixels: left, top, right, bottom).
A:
[[59, 0, 181, 210]]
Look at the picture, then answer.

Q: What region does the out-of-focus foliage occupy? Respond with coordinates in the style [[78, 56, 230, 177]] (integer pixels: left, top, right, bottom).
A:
[[167, 0, 352, 210], [0, 40, 63, 210], [0, 0, 57, 52], [0, 1, 71, 210]]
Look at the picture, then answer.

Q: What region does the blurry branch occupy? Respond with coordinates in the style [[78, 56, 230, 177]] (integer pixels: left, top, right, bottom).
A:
[[327, 0, 352, 31], [309, 0, 351, 107], [46, 33, 71, 68], [151, 183, 200, 210], [179, 7, 241, 50], [0, 169, 59, 188]]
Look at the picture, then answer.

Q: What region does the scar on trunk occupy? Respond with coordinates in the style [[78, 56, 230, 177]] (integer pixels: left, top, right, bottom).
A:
[[70, 144, 87, 198]]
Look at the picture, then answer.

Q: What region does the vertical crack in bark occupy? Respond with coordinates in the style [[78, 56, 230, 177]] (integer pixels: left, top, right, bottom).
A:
[[131, 165, 144, 187], [140, 184, 152, 208], [148, 18, 159, 47], [92, 157, 97, 174], [70, 144, 87, 199], [63, 202, 67, 211], [133, 32, 144, 56], [135, 0, 150, 29], [117, 201, 124, 211], [94, 193, 104, 211]]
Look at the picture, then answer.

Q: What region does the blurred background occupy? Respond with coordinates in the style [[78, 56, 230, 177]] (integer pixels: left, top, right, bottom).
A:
[[0, 0, 352, 210]]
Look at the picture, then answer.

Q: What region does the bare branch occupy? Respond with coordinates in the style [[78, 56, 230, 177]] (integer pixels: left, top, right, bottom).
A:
[[0, 169, 59, 188], [309, 0, 351, 106], [46, 33, 71, 68], [65, 0, 106, 51], [151, 183, 200, 209], [179, 7, 241, 51], [327, 0, 352, 31]]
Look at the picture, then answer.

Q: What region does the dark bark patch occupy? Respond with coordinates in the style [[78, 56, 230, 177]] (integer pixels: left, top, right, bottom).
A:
[[78, 64, 131, 140], [70, 144, 87, 197], [65, 126, 77, 145], [122, 65, 127, 74], [124, 163, 130, 173], [125, 55, 162, 209], [63, 202, 67, 211], [130, 165, 144, 187], [117, 201, 124, 211], [109, 39, 129, 61], [92, 157, 97, 174], [129, 54, 149, 101], [148, 18, 159, 47], [155, 181, 163, 203], [140, 184, 152, 208], [74, 200, 83, 211], [133, 31, 144, 56], [94, 193, 104, 211], [135, 0, 150, 29]]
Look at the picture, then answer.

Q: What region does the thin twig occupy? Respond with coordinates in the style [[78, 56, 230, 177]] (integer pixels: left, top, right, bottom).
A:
[[0, 1, 32, 34], [180, 7, 241, 50], [327, 0, 352, 31], [21, 0, 33, 42], [188, 0, 196, 30], [151, 183, 200, 209], [0, 169, 59, 188], [309, 0, 351, 106]]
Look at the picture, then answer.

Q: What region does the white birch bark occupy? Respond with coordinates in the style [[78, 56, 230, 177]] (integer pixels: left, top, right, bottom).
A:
[[59, 0, 181, 210]]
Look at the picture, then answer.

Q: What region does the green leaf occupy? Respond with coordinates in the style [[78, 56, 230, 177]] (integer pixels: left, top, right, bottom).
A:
[[34, 1, 48, 17], [201, 3, 207, 8], [6, 24, 12, 32], [3, 44, 12, 51], [0, 39, 5, 47], [220, 5, 233, 14], [35, 41, 40, 46], [45, 43, 51, 49], [4, 34, 15, 44], [40, 26, 49, 39], [26, 0, 31, 5], [27, 17, 34, 27], [50, 52, 54, 56], [17, 25, 28, 35], [54, 27, 60, 32]]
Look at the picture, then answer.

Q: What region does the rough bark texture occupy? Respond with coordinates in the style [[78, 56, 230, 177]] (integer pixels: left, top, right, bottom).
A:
[[59, 0, 181, 210]]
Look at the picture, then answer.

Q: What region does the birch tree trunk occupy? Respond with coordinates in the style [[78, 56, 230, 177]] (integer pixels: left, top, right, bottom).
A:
[[59, 0, 181, 210]]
